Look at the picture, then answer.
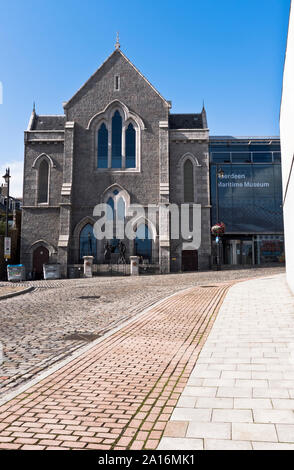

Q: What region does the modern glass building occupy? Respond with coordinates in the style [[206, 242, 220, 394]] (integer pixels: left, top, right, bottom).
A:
[[209, 137, 284, 266]]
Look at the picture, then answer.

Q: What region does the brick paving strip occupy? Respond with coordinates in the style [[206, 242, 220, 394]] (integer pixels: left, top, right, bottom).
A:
[[158, 273, 294, 451], [0, 281, 234, 450]]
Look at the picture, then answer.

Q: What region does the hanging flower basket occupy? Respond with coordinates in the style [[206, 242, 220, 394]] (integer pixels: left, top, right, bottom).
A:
[[211, 222, 226, 236]]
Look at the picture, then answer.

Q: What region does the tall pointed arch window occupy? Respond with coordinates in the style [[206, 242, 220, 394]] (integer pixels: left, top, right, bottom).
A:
[[125, 123, 136, 168], [111, 111, 122, 168], [97, 123, 108, 168], [95, 105, 140, 170], [184, 159, 194, 202], [38, 159, 49, 203], [105, 189, 126, 252]]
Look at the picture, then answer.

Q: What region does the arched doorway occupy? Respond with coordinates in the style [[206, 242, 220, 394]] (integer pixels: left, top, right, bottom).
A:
[[79, 224, 97, 262], [33, 246, 49, 279]]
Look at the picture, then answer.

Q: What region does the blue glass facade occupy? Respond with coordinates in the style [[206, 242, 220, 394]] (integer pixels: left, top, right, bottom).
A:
[[209, 138, 284, 265]]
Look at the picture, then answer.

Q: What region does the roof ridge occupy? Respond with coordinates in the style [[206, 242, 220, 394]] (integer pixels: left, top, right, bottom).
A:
[[64, 49, 170, 110]]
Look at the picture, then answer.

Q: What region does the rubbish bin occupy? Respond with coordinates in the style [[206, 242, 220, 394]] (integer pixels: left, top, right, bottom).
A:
[[43, 264, 61, 280], [68, 267, 81, 279], [7, 265, 26, 282]]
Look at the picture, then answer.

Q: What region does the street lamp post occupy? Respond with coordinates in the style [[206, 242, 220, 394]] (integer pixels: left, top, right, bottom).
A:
[[3, 168, 10, 239], [2, 168, 11, 279], [215, 165, 224, 270]]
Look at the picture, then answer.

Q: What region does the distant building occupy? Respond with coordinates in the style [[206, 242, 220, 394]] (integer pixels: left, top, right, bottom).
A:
[[281, 1, 294, 293], [0, 184, 22, 277]]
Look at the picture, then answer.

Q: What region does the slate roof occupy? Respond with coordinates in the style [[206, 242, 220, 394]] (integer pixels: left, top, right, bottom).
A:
[[32, 115, 66, 131], [169, 113, 204, 130]]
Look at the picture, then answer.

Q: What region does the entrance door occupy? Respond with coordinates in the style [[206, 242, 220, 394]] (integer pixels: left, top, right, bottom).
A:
[[182, 250, 198, 272], [242, 241, 253, 265], [226, 240, 253, 265], [33, 246, 49, 279]]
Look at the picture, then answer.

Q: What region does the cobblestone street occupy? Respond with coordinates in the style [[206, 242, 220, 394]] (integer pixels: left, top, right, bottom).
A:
[[0, 267, 284, 396]]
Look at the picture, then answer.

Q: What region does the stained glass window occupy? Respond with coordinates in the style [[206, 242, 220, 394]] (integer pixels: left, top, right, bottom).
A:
[[112, 111, 122, 168], [125, 123, 136, 168], [97, 123, 108, 168]]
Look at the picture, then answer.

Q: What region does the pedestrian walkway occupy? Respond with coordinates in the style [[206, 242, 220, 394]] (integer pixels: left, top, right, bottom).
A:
[[158, 273, 294, 450], [0, 282, 232, 450]]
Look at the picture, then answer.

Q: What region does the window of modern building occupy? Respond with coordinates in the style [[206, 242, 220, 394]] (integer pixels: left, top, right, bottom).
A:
[[252, 152, 273, 163], [184, 159, 194, 202], [97, 123, 108, 168], [231, 152, 252, 163], [80, 224, 97, 261], [274, 152, 281, 162], [38, 159, 49, 203], [211, 152, 231, 163], [125, 123, 136, 168]]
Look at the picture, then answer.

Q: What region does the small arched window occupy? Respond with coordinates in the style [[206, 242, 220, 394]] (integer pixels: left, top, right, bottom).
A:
[[38, 159, 49, 203], [125, 123, 136, 168], [184, 159, 194, 202], [112, 111, 122, 168], [97, 123, 108, 168], [80, 224, 97, 261]]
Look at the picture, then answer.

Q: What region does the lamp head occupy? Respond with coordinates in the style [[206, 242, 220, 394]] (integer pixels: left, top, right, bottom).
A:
[[2, 168, 10, 184]]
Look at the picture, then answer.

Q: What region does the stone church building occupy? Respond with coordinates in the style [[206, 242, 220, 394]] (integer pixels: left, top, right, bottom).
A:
[[21, 43, 211, 277]]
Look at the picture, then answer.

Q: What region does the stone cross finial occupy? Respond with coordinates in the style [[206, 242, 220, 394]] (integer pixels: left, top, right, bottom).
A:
[[115, 32, 120, 50]]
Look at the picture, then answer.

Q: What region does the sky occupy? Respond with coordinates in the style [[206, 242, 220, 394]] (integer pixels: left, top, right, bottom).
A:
[[0, 0, 291, 196]]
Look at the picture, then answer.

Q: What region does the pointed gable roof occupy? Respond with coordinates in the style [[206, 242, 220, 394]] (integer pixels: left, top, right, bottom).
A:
[[64, 49, 170, 110]]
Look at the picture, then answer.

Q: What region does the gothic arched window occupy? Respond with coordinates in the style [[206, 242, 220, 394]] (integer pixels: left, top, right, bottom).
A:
[[111, 111, 122, 168], [95, 105, 140, 170], [184, 159, 194, 202], [125, 123, 136, 168], [38, 159, 49, 203], [79, 224, 97, 261], [97, 123, 108, 168]]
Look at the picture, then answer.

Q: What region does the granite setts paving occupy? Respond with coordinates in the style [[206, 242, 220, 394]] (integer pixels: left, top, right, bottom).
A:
[[0, 267, 283, 395], [158, 273, 294, 450], [0, 267, 289, 450]]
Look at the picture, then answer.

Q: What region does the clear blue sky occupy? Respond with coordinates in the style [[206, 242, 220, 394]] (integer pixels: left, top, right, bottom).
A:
[[0, 0, 291, 196]]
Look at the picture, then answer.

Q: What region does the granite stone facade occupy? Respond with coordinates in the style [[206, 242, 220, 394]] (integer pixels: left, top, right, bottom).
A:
[[21, 47, 211, 277]]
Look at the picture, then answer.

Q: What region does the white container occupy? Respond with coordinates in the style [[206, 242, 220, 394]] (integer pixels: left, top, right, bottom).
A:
[[43, 264, 61, 280]]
